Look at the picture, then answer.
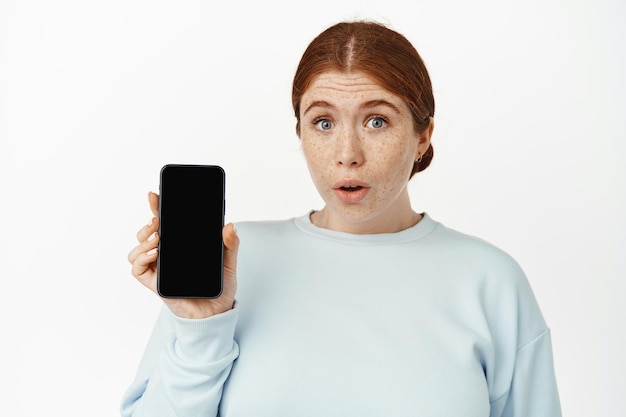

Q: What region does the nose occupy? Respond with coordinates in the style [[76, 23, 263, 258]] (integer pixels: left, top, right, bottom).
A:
[[337, 127, 364, 167]]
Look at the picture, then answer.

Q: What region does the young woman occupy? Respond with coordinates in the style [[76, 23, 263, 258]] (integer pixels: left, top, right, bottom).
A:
[[123, 21, 561, 417]]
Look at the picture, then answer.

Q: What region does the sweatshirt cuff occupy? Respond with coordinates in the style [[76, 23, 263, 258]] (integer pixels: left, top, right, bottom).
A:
[[167, 305, 239, 361]]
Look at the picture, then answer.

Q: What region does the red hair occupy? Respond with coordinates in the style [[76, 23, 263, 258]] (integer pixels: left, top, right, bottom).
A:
[[292, 21, 435, 175]]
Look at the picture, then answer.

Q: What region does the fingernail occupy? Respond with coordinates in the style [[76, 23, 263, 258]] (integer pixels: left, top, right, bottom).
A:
[[147, 232, 157, 242], [232, 224, 238, 236], [148, 217, 155, 226], [147, 248, 157, 256]]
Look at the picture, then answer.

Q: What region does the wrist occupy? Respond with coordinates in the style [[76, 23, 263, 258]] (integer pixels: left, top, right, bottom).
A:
[[164, 299, 233, 319]]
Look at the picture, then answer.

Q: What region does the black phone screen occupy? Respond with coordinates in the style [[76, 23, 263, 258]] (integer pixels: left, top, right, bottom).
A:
[[157, 164, 225, 298]]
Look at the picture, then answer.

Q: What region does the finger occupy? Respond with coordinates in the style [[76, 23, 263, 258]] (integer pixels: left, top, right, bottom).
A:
[[131, 249, 159, 289], [136, 217, 159, 243], [148, 191, 159, 217], [130, 248, 158, 276], [128, 231, 159, 264]]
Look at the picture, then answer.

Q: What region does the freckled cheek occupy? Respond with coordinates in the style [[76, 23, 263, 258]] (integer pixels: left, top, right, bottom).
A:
[[369, 142, 414, 190], [371, 141, 412, 170], [302, 143, 333, 184]]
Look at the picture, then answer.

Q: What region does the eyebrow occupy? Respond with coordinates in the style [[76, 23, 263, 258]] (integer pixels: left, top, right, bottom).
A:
[[361, 99, 402, 114], [302, 99, 402, 116], [303, 100, 334, 116]]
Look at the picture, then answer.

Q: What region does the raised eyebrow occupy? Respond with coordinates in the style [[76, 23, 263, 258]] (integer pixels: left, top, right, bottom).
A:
[[361, 100, 402, 114], [303, 100, 334, 116]]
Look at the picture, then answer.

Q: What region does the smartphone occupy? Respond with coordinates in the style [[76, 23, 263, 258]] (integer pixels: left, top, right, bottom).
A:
[[157, 164, 225, 298]]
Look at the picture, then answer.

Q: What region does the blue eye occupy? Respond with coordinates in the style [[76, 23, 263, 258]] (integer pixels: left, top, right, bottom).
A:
[[314, 119, 333, 131], [367, 116, 387, 129]]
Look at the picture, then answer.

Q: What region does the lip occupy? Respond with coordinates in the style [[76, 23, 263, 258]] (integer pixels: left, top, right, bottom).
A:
[[332, 179, 371, 204], [333, 179, 370, 189]]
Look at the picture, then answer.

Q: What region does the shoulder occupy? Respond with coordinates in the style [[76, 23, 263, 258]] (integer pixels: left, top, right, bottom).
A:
[[427, 219, 524, 277], [427, 219, 542, 315], [235, 217, 298, 239], [431, 220, 548, 340], [234, 218, 304, 258]]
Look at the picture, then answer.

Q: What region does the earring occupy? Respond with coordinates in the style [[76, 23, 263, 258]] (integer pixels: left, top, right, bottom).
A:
[[415, 153, 423, 164]]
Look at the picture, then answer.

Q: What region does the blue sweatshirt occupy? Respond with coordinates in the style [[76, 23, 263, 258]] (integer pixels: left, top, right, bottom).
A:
[[121, 213, 561, 416]]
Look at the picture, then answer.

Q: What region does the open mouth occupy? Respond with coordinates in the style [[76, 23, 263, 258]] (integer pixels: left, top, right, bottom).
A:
[[340, 185, 364, 192], [333, 181, 370, 203]]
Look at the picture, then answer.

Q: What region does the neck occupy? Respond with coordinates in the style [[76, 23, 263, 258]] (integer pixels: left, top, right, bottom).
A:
[[310, 208, 422, 235]]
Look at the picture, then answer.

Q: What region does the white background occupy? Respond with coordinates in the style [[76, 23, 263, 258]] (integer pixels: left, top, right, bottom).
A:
[[1, 0, 624, 415]]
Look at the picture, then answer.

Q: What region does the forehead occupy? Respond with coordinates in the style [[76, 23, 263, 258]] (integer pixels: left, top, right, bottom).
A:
[[302, 71, 400, 103]]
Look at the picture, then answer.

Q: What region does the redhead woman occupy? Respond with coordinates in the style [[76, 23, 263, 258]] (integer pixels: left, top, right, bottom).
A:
[[123, 21, 561, 417]]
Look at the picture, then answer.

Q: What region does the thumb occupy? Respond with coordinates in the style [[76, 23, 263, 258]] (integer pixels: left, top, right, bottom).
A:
[[223, 223, 239, 271]]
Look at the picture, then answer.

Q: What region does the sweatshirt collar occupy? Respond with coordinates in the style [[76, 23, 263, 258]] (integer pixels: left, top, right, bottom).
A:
[[292, 211, 439, 245]]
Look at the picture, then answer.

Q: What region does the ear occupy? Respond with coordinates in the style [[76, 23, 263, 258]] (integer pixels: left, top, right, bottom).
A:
[[415, 117, 434, 159]]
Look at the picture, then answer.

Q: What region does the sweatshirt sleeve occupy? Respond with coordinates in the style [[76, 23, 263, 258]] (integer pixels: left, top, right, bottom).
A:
[[489, 329, 562, 417], [120, 304, 239, 417], [481, 253, 562, 417]]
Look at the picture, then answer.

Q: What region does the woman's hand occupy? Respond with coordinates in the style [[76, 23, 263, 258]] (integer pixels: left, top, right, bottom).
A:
[[127, 192, 239, 319]]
